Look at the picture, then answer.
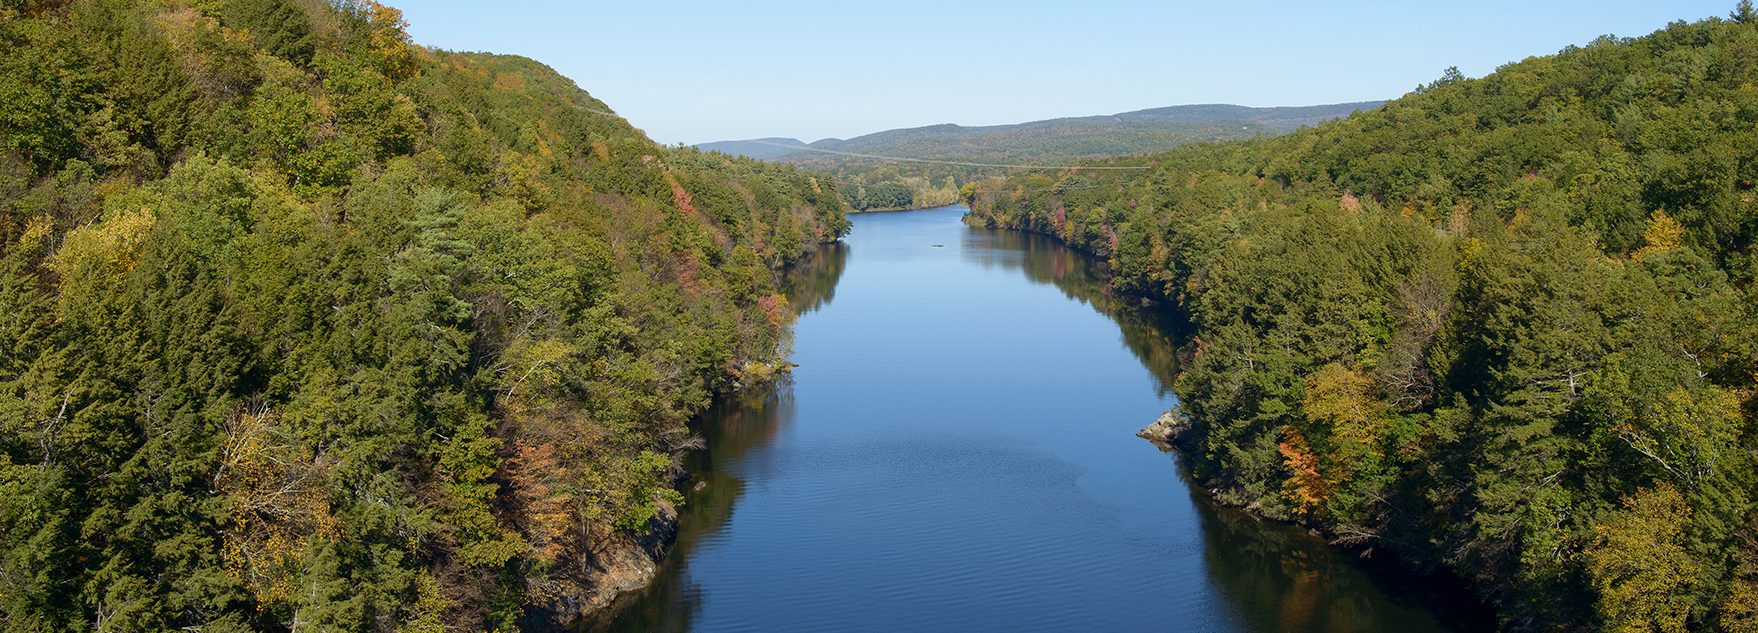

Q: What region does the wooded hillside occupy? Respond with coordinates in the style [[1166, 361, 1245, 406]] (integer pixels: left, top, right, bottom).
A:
[[0, 0, 848, 629]]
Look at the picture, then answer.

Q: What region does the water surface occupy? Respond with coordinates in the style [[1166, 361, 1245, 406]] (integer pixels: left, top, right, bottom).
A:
[[600, 206, 1466, 632]]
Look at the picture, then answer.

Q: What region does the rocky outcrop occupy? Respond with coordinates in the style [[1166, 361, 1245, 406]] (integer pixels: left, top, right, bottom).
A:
[[1136, 409, 1188, 447], [580, 498, 678, 611], [523, 499, 680, 631]]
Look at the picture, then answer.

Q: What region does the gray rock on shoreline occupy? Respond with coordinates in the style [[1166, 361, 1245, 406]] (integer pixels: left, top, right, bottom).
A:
[[1136, 409, 1188, 446]]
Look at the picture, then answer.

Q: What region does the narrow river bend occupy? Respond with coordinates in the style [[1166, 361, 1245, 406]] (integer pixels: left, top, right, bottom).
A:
[[599, 205, 1465, 633]]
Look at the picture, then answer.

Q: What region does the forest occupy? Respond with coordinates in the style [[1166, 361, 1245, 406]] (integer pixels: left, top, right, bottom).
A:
[[827, 166, 959, 212], [967, 7, 1758, 631], [0, 0, 848, 630]]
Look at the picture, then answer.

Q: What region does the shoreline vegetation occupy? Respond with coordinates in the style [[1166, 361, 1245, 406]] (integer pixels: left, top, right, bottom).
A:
[[848, 203, 955, 214], [0, 1, 848, 630], [966, 8, 1758, 631]]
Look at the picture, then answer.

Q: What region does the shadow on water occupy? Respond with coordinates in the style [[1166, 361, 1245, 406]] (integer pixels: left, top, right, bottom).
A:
[[1168, 454, 1493, 633]]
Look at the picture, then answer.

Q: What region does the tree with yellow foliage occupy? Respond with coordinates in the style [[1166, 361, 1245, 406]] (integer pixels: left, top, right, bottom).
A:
[[1587, 485, 1699, 633], [1633, 209, 1685, 261]]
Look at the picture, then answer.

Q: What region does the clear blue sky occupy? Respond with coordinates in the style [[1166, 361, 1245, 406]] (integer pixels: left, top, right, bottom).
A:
[[397, 1, 1735, 145]]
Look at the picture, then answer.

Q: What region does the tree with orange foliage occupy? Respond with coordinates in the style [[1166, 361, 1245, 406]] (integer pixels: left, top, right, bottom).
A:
[[1278, 425, 1330, 515], [506, 440, 576, 565]]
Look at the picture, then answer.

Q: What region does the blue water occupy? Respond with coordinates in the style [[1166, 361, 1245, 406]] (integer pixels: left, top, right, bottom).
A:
[[599, 206, 1461, 633]]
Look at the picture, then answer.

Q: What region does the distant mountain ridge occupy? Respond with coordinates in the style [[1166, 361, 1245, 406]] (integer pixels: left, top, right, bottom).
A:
[[697, 137, 812, 161], [699, 101, 1384, 166]]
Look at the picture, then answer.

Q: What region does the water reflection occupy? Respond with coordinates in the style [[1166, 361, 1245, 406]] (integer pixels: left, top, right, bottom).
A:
[[961, 227, 1183, 395], [784, 242, 849, 316], [1183, 466, 1487, 632]]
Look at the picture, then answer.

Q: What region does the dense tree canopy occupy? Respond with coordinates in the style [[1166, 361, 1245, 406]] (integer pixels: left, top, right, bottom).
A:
[[967, 11, 1758, 632], [0, 0, 848, 630]]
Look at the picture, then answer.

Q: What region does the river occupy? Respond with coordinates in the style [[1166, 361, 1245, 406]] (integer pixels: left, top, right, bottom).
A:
[[596, 205, 1475, 632]]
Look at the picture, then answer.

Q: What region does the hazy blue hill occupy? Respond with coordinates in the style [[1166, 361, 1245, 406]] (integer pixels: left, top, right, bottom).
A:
[[696, 136, 813, 160], [700, 101, 1384, 166], [1114, 101, 1384, 125]]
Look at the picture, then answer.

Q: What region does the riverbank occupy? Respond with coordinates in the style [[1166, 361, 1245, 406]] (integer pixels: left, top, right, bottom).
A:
[[967, 209, 1498, 629], [542, 386, 783, 630], [849, 204, 952, 213], [550, 242, 850, 630]]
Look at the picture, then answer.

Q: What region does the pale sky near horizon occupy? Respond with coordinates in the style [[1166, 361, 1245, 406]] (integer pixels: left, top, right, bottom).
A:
[[397, 1, 1736, 145]]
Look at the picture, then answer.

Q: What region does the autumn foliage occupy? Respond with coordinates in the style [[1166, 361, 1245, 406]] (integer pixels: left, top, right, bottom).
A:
[[1277, 425, 1329, 516]]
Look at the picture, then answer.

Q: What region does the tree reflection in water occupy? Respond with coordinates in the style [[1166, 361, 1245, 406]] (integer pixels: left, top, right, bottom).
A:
[[959, 227, 1184, 396]]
